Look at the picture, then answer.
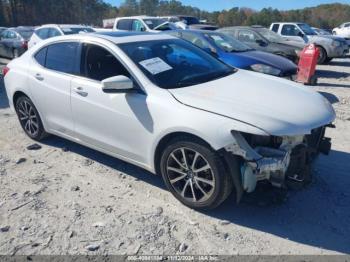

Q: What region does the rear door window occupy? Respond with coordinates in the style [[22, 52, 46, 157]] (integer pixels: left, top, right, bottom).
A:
[[45, 42, 79, 74], [117, 19, 132, 30], [34, 47, 47, 66]]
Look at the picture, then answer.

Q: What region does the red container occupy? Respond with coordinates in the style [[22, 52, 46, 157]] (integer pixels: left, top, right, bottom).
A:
[[296, 44, 319, 85]]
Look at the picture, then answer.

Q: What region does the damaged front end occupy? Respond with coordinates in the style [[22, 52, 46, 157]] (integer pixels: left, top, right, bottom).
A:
[[224, 127, 333, 198]]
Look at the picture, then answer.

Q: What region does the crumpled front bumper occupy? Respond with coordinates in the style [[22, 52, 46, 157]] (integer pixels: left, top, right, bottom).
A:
[[225, 128, 331, 193]]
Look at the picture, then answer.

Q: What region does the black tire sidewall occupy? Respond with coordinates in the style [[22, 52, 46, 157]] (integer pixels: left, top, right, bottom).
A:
[[160, 139, 231, 210], [15, 96, 46, 140], [317, 47, 327, 64]]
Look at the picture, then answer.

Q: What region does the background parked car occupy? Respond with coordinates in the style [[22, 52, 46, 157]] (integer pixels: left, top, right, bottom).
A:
[[168, 30, 297, 79], [0, 27, 7, 34], [28, 24, 95, 48], [332, 22, 350, 39], [113, 16, 178, 32], [162, 15, 218, 30], [0, 26, 34, 58], [270, 22, 349, 64], [217, 26, 303, 63]]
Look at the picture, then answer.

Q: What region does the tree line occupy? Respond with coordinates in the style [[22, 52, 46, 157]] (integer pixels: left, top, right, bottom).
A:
[[1, 0, 350, 29]]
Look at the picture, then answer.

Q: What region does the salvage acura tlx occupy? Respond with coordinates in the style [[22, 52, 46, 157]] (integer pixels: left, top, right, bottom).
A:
[[3, 32, 336, 209]]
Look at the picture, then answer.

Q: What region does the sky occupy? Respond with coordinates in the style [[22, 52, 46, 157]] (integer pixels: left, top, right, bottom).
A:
[[104, 0, 350, 11]]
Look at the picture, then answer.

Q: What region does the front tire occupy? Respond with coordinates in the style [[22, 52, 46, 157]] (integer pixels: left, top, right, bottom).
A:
[[160, 137, 232, 210], [317, 46, 327, 64], [15, 96, 47, 141]]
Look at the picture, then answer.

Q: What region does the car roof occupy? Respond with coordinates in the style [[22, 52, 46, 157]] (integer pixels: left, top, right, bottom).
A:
[[37, 24, 92, 29], [168, 29, 220, 34], [272, 22, 305, 24], [44, 31, 176, 45]]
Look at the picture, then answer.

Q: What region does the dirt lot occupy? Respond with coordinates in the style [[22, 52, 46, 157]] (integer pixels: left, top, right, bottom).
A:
[[0, 57, 349, 256]]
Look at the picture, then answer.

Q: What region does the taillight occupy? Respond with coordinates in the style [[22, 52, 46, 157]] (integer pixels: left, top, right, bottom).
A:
[[21, 41, 28, 49], [2, 66, 10, 77]]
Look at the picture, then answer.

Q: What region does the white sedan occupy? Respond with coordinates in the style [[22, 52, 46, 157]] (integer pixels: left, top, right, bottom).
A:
[[333, 22, 350, 39], [3, 32, 335, 210]]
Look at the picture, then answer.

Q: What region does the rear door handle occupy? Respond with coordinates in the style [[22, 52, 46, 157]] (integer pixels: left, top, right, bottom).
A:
[[74, 87, 88, 97], [35, 73, 44, 81]]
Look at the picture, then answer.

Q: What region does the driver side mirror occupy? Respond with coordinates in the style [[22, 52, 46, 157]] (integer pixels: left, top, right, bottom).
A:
[[256, 39, 267, 46], [297, 32, 305, 38], [203, 47, 218, 57], [102, 75, 134, 93]]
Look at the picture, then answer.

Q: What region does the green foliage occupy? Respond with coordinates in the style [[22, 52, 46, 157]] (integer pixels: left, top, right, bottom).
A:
[[0, 0, 349, 29], [0, 0, 118, 26]]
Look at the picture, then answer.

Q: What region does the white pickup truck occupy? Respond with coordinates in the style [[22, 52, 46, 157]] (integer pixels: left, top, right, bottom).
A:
[[270, 22, 349, 64]]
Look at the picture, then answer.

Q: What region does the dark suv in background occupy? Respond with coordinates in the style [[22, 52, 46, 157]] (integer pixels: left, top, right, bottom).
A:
[[0, 26, 34, 58], [218, 26, 304, 63]]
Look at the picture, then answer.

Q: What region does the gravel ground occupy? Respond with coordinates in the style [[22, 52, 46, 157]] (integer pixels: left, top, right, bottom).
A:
[[0, 57, 349, 256]]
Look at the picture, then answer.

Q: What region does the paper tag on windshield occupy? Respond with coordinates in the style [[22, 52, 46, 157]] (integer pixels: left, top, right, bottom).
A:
[[211, 35, 224, 41], [139, 57, 172, 75]]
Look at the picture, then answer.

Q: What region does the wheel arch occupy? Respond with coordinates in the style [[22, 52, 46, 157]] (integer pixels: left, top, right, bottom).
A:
[[12, 90, 48, 132], [153, 131, 244, 203], [153, 131, 214, 176]]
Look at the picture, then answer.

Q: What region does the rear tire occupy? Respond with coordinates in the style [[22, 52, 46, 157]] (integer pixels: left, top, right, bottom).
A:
[[160, 137, 233, 210], [15, 96, 48, 141]]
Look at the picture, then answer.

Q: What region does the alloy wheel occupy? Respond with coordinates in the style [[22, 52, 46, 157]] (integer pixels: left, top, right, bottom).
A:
[[166, 147, 215, 203], [17, 100, 39, 137]]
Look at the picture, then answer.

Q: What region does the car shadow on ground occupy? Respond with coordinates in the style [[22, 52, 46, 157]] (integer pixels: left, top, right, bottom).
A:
[[40, 135, 350, 254], [329, 60, 350, 67], [318, 91, 340, 104], [316, 69, 350, 79], [205, 149, 350, 254]]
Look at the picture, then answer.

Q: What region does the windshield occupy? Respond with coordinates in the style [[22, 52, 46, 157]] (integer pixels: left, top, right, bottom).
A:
[[255, 28, 285, 43], [118, 39, 235, 89], [314, 28, 331, 35], [205, 32, 253, 52], [62, 27, 95, 35], [17, 30, 34, 39], [143, 19, 167, 29], [297, 24, 317, 36], [179, 16, 200, 25]]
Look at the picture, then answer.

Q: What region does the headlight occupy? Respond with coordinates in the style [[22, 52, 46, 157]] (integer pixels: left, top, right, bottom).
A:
[[331, 40, 341, 47], [250, 64, 281, 76]]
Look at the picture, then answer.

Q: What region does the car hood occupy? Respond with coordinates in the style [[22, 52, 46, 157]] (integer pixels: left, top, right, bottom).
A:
[[169, 70, 335, 136], [230, 50, 297, 73], [272, 41, 305, 50], [308, 35, 346, 43]]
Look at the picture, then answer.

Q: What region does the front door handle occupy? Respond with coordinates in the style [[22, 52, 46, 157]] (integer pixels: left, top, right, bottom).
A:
[[35, 73, 44, 81], [74, 87, 88, 97]]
